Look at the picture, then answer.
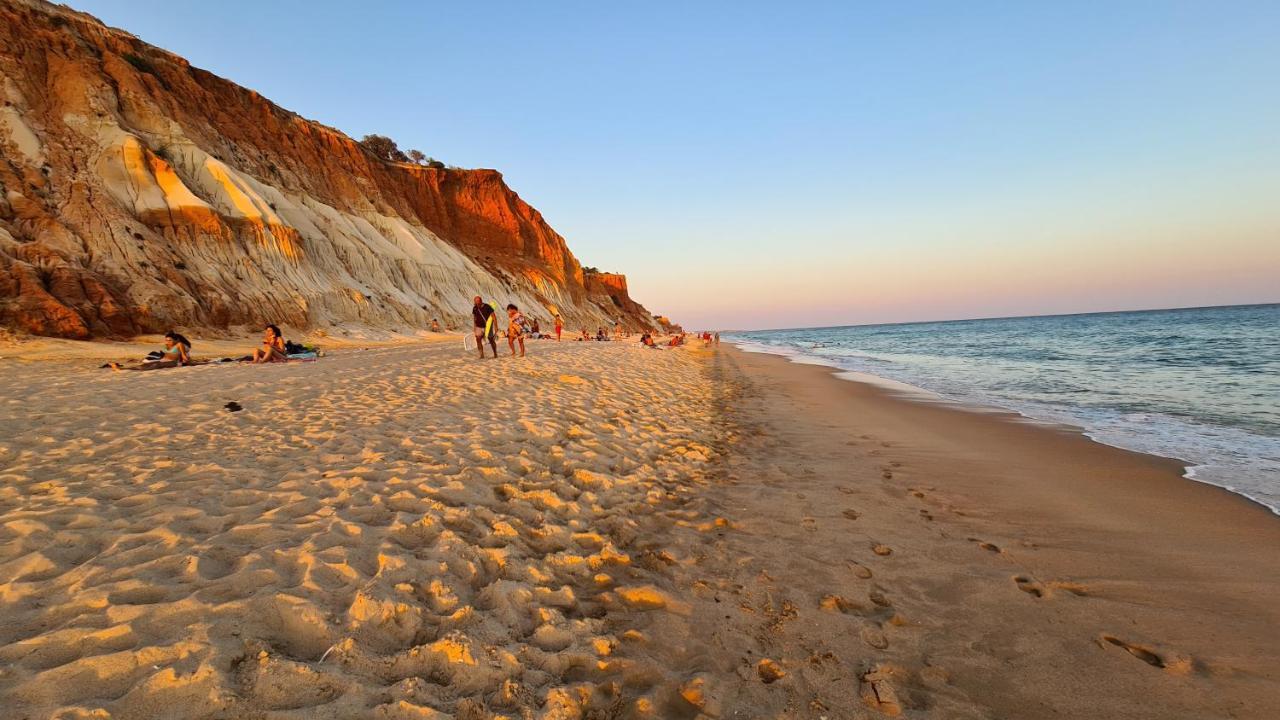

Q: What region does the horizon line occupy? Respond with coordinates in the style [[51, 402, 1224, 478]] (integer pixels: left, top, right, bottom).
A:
[[717, 299, 1279, 335]]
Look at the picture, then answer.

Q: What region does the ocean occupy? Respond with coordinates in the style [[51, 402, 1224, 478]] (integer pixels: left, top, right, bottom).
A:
[[728, 304, 1280, 514]]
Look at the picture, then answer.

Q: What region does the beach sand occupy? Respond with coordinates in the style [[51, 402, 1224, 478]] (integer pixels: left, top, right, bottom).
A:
[[0, 338, 1276, 718]]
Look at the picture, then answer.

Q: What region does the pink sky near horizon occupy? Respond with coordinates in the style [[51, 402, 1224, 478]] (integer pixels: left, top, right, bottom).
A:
[[627, 217, 1279, 331]]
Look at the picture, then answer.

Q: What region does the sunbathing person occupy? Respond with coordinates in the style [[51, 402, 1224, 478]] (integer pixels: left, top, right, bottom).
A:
[[109, 331, 194, 370], [252, 325, 288, 363]]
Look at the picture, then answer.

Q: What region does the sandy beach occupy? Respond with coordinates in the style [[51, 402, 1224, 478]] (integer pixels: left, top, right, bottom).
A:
[[1, 338, 1277, 719]]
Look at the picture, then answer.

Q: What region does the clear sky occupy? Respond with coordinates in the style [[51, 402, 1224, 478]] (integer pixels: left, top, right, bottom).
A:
[[74, 1, 1280, 330]]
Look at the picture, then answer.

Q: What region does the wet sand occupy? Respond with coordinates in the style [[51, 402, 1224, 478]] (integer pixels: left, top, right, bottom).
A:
[[705, 345, 1280, 718], [0, 337, 1276, 719]]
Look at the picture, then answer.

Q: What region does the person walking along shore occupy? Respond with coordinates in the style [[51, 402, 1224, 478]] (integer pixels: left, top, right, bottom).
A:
[[472, 296, 498, 359]]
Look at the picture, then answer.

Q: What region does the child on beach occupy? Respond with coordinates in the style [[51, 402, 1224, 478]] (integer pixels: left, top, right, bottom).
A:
[[109, 331, 193, 370], [506, 304, 527, 357], [554, 314, 563, 341]]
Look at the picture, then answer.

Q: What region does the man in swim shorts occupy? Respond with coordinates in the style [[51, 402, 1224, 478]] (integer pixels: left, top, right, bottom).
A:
[[472, 296, 498, 359]]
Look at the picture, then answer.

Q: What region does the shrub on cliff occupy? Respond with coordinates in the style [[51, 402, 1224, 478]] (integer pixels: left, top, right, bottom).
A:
[[122, 53, 156, 75], [359, 134, 409, 163], [407, 149, 426, 164]]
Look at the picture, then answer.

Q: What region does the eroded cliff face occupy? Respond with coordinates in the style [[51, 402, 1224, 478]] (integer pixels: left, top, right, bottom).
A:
[[0, 0, 656, 338]]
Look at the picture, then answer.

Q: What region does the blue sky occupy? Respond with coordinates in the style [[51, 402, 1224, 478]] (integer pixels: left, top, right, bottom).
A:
[[74, 1, 1280, 329]]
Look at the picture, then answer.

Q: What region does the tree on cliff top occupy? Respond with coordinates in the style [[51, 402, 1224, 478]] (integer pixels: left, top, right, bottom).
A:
[[359, 134, 409, 163], [407, 149, 426, 164]]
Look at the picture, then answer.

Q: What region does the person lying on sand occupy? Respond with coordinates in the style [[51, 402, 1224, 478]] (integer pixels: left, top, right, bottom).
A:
[[506, 303, 527, 357], [251, 325, 288, 363], [109, 331, 194, 370]]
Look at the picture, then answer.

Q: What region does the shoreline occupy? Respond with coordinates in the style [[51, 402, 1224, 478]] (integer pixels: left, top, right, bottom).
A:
[[729, 337, 1280, 517], [710, 344, 1280, 717]]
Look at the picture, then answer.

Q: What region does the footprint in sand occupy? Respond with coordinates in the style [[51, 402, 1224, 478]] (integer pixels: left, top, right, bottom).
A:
[[881, 468, 894, 479], [918, 509, 934, 521], [848, 561, 873, 579], [860, 664, 905, 717], [842, 509, 861, 520], [820, 594, 870, 615], [861, 625, 890, 649], [1048, 580, 1090, 597], [1100, 636, 1193, 673], [871, 543, 893, 556], [1013, 576, 1089, 599], [968, 538, 1002, 554], [1013, 575, 1046, 598], [837, 486, 856, 495]]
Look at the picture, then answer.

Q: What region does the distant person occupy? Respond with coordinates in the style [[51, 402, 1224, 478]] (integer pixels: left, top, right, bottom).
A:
[[472, 296, 498, 359], [531, 318, 541, 337], [506, 303, 527, 357], [252, 325, 287, 363], [554, 314, 563, 341], [109, 331, 193, 370], [714, 332, 720, 345], [430, 318, 441, 332]]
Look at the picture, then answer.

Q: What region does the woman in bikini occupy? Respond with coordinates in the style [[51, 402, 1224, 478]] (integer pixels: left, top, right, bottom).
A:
[[252, 324, 288, 363], [109, 331, 193, 370], [505, 304, 527, 357]]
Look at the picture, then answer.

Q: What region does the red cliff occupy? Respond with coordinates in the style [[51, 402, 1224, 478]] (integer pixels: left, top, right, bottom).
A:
[[0, 0, 658, 338]]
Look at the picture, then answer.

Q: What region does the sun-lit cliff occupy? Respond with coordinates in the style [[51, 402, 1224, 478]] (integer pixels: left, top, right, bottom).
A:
[[0, 0, 658, 338]]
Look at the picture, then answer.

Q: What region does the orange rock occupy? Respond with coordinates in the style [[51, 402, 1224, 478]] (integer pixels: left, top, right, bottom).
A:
[[0, 0, 663, 338]]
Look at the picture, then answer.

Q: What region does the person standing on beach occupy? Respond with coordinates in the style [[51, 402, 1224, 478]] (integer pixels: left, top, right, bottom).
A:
[[506, 303, 528, 357], [472, 296, 498, 359], [554, 314, 563, 341]]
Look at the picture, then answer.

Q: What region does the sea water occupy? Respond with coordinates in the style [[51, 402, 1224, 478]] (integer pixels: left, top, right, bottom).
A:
[[728, 304, 1280, 514]]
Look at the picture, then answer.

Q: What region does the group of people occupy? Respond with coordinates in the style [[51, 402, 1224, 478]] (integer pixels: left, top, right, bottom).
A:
[[111, 297, 703, 369], [472, 296, 567, 357], [109, 325, 313, 371]]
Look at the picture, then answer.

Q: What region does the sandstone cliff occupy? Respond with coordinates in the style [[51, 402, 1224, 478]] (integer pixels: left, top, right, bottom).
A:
[[0, 0, 657, 338]]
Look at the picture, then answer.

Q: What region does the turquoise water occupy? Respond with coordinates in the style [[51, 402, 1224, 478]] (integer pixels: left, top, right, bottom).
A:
[[729, 304, 1280, 514]]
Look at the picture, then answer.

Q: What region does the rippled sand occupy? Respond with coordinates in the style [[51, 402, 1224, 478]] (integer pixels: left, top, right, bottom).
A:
[[4, 337, 1278, 720], [0, 339, 726, 719]]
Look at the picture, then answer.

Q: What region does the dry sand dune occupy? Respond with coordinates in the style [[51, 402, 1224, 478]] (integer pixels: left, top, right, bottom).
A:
[[2, 338, 1278, 719]]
